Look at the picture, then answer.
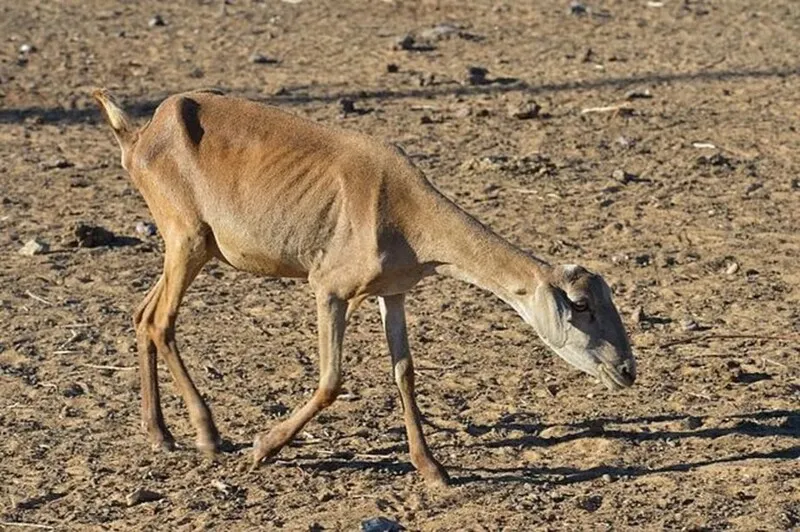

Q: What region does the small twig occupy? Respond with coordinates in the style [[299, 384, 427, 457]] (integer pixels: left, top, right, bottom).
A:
[[25, 291, 53, 306], [0, 521, 55, 530], [56, 330, 79, 350], [763, 358, 791, 370], [82, 363, 137, 371], [580, 103, 632, 115], [660, 333, 799, 349], [316, 449, 393, 461], [687, 391, 712, 401], [53, 350, 79, 355]]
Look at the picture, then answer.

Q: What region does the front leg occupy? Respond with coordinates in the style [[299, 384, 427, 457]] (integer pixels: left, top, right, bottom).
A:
[[252, 292, 347, 466], [379, 294, 450, 486]]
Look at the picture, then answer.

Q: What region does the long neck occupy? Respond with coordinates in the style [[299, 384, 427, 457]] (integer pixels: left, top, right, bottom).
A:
[[412, 187, 550, 313]]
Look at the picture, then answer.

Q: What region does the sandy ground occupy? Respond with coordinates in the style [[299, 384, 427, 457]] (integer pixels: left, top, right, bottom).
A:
[[1, 0, 799, 530]]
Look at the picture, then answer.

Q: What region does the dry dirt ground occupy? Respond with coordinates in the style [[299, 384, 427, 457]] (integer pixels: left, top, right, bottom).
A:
[[1, 1, 799, 530]]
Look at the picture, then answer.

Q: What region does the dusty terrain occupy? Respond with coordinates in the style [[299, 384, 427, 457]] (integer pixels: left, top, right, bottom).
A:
[[1, 1, 799, 530]]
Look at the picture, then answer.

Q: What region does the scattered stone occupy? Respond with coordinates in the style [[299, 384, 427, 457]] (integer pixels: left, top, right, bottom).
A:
[[148, 14, 166, 28], [616, 135, 633, 148], [249, 53, 279, 64], [681, 318, 700, 332], [507, 101, 541, 120], [418, 72, 435, 86], [466, 66, 489, 85], [392, 34, 416, 51], [453, 106, 471, 119], [64, 222, 116, 248], [361, 517, 404, 532], [19, 43, 36, 54], [744, 182, 763, 196], [625, 89, 652, 100], [126, 488, 164, 506], [569, 1, 588, 15], [601, 473, 613, 483], [634, 254, 651, 267], [545, 383, 558, 397], [18, 238, 49, 256], [135, 221, 157, 237], [612, 169, 637, 184], [62, 382, 86, 398], [576, 494, 603, 512], [339, 98, 370, 116], [681, 416, 703, 430], [386, 63, 399, 73], [632, 306, 646, 324], [725, 262, 739, 275], [40, 158, 74, 170], [188, 67, 205, 79], [419, 115, 434, 125], [791, 178, 799, 190]]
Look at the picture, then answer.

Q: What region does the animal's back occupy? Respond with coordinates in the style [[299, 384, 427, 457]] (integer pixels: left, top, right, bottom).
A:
[[131, 91, 436, 281]]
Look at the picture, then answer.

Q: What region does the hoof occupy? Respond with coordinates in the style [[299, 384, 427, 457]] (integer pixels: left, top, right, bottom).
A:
[[196, 435, 221, 456], [251, 433, 283, 469], [414, 455, 450, 487], [148, 431, 176, 452], [420, 465, 451, 487]]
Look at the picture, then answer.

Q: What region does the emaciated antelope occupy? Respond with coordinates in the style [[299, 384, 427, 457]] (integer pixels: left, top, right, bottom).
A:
[[93, 89, 636, 485]]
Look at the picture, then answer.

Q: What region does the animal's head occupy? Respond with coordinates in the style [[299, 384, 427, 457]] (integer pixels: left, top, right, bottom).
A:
[[524, 264, 635, 390]]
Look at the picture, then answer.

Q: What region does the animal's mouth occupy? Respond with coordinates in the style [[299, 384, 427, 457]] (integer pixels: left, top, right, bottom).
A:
[[598, 363, 635, 390]]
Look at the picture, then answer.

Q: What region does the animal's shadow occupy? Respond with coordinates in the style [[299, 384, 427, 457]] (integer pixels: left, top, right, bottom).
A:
[[273, 409, 800, 485]]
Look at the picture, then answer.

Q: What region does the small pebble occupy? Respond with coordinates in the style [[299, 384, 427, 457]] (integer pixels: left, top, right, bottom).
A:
[[135, 221, 157, 237], [569, 1, 588, 15], [148, 14, 166, 27], [249, 53, 279, 64], [18, 238, 49, 256], [681, 318, 700, 332], [339, 98, 356, 114], [19, 43, 36, 54], [681, 416, 703, 430], [392, 34, 415, 51], [632, 306, 646, 324], [625, 89, 652, 100], [466, 66, 489, 85], [453, 106, 471, 119], [507, 101, 541, 120], [386, 63, 399, 73], [601, 473, 613, 483], [725, 262, 739, 275], [126, 488, 164, 507], [361, 517, 404, 532]]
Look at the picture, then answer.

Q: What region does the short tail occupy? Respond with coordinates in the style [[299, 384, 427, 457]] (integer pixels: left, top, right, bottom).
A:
[[92, 88, 135, 151]]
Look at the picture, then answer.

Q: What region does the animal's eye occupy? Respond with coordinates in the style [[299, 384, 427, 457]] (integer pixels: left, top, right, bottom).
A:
[[570, 299, 589, 313]]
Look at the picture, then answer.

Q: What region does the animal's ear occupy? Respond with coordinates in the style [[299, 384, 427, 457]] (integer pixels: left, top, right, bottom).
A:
[[530, 283, 569, 349]]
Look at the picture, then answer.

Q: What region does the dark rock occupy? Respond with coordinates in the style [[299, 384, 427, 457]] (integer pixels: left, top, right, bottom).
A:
[[361, 517, 404, 532], [569, 1, 588, 15], [392, 34, 416, 51], [507, 101, 541, 120], [386, 63, 399, 73], [249, 53, 279, 64], [466, 66, 489, 85], [69, 222, 116, 248], [148, 14, 166, 27], [126, 488, 164, 506], [576, 495, 603, 512]]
